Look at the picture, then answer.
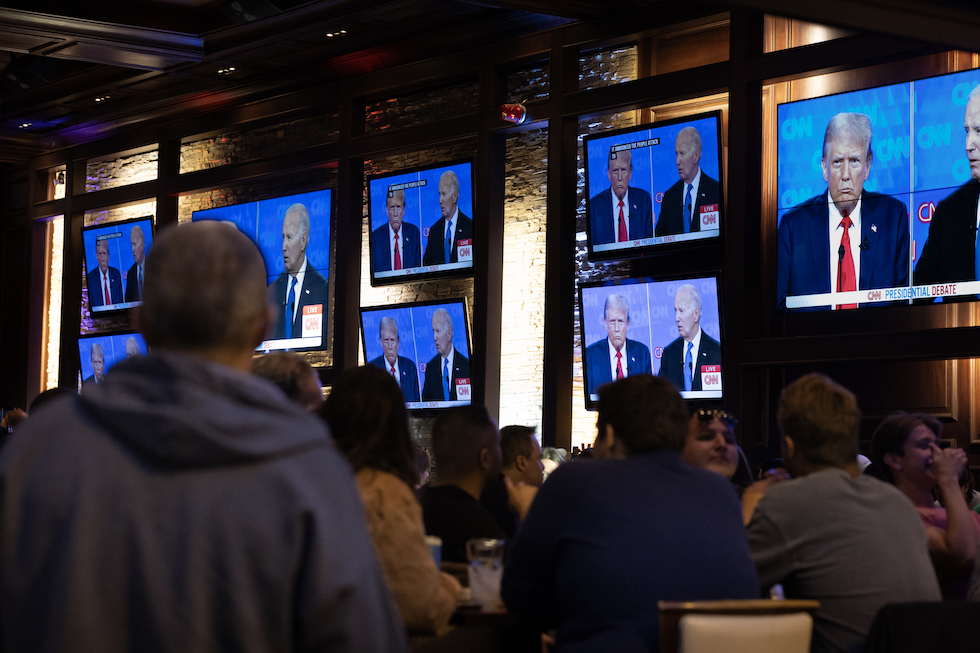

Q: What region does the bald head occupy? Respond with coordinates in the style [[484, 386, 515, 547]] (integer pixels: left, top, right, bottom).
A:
[[138, 222, 268, 361]]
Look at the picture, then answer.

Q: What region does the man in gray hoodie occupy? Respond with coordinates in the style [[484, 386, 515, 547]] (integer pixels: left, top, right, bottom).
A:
[[0, 221, 407, 653]]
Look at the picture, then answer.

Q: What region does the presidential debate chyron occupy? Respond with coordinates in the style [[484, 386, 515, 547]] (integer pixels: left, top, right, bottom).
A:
[[776, 67, 980, 313]]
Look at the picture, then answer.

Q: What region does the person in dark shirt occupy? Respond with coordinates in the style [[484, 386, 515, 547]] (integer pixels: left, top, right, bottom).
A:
[[502, 375, 758, 652], [480, 425, 544, 540], [419, 405, 504, 563]]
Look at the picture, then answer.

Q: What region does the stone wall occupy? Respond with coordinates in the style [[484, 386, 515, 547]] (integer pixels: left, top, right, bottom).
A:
[[500, 128, 548, 433], [85, 149, 158, 193], [179, 114, 340, 174], [365, 81, 480, 134]]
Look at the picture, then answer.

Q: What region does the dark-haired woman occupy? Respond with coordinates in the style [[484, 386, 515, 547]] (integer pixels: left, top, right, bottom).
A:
[[871, 411, 980, 599], [320, 365, 461, 635]]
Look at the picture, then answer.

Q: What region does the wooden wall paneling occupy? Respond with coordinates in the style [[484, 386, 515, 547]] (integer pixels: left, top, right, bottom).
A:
[[541, 35, 579, 450]]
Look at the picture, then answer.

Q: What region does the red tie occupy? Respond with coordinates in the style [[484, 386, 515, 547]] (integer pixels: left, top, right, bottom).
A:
[[617, 200, 627, 242], [837, 216, 857, 310], [393, 232, 402, 270], [390, 365, 397, 380], [615, 351, 624, 379], [103, 273, 111, 305]]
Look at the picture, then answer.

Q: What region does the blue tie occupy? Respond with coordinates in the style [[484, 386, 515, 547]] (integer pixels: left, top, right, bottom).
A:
[[442, 358, 450, 400], [444, 220, 453, 263], [684, 341, 693, 392], [138, 266, 143, 299], [682, 184, 692, 234], [285, 276, 297, 339]]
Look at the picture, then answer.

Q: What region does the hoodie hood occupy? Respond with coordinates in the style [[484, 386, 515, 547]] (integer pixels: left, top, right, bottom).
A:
[[78, 350, 330, 469]]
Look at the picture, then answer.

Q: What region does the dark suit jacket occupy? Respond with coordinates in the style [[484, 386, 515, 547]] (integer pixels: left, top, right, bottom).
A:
[[371, 222, 422, 273], [584, 338, 653, 396], [422, 212, 474, 265], [776, 191, 910, 311], [421, 348, 471, 401], [82, 374, 102, 387], [268, 263, 329, 342], [589, 187, 654, 246], [658, 331, 721, 392], [913, 180, 980, 286], [124, 262, 143, 302], [656, 173, 721, 236], [87, 266, 124, 308], [368, 354, 421, 402]]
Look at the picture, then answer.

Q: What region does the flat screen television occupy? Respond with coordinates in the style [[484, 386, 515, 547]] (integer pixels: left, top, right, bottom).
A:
[[82, 216, 154, 314], [192, 189, 332, 352], [367, 159, 474, 286], [583, 111, 723, 261], [578, 275, 723, 409], [77, 331, 148, 387], [776, 67, 980, 311], [359, 298, 473, 410]]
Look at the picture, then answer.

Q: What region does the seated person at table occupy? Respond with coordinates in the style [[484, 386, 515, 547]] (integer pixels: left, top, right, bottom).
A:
[[747, 375, 940, 653], [502, 375, 758, 653], [419, 405, 505, 563], [871, 411, 980, 600], [480, 425, 545, 540], [320, 365, 461, 636]]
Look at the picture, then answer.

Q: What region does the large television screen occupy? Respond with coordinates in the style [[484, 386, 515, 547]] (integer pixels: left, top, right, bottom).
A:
[[579, 275, 723, 409], [78, 331, 148, 387], [776, 68, 980, 311], [192, 189, 332, 352], [82, 216, 154, 314], [359, 298, 472, 410], [583, 111, 723, 261], [367, 160, 474, 286]]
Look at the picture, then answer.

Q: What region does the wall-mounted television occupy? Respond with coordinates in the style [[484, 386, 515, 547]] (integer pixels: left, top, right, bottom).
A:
[[367, 160, 474, 286], [77, 331, 148, 388], [192, 189, 332, 352], [359, 298, 473, 411], [776, 68, 980, 311], [583, 111, 723, 261], [578, 275, 723, 409], [82, 216, 154, 314]]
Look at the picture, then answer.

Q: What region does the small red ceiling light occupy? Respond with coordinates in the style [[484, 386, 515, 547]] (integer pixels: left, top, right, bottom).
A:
[[500, 102, 528, 125]]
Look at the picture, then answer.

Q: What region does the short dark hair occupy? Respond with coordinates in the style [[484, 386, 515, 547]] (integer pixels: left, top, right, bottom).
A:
[[500, 425, 536, 469], [251, 352, 314, 401], [431, 405, 497, 481], [318, 365, 417, 488], [595, 375, 688, 455], [140, 222, 267, 352], [870, 411, 942, 484], [778, 373, 860, 468]]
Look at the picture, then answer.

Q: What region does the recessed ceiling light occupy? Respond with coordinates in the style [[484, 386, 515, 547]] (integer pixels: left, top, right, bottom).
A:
[[19, 122, 31, 129], [217, 67, 236, 75], [95, 95, 110, 102], [326, 29, 347, 38]]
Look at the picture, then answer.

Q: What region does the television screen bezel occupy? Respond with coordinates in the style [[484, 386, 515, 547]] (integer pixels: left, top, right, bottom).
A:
[[583, 110, 725, 262], [77, 329, 149, 386], [191, 188, 335, 356], [359, 296, 474, 414], [577, 272, 725, 411], [774, 67, 980, 314], [366, 158, 476, 287], [81, 215, 155, 316]]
